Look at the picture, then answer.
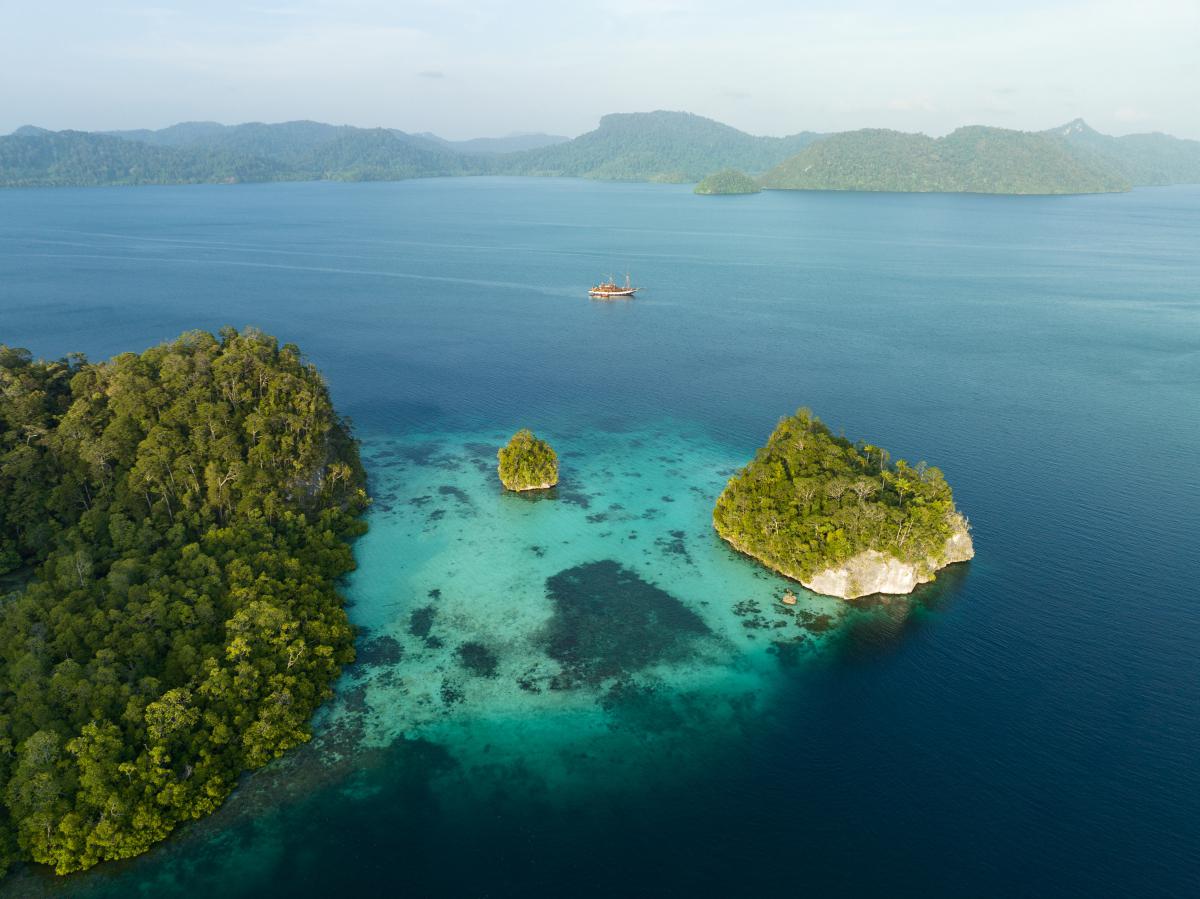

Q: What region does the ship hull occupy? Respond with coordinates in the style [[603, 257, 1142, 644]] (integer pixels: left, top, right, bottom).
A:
[[588, 288, 639, 298]]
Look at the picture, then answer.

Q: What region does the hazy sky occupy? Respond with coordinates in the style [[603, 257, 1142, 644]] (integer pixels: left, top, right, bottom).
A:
[[2, 0, 1198, 139]]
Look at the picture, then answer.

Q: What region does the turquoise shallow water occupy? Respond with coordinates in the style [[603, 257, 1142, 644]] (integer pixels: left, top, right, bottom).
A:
[[1, 178, 1198, 897]]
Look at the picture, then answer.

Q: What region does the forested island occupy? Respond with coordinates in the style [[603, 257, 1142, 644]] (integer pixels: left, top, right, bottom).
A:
[[713, 410, 973, 599], [7, 112, 1194, 192], [694, 169, 762, 195], [497, 430, 558, 492], [0, 329, 368, 876], [759, 126, 1131, 194]]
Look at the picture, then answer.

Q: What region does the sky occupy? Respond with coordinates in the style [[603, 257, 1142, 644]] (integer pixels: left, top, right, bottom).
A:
[[2, 0, 1198, 139]]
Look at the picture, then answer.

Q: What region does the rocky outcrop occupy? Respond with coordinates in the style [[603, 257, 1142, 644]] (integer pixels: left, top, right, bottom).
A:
[[802, 514, 974, 600], [501, 478, 557, 492]]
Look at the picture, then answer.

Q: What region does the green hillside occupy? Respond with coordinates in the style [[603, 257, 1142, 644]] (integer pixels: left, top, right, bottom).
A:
[[288, 128, 474, 180], [761, 126, 1131, 194], [498, 111, 821, 182], [1048, 118, 1200, 186], [0, 130, 285, 188], [0, 125, 475, 188]]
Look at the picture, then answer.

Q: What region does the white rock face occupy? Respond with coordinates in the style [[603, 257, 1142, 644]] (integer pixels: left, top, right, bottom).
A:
[[506, 480, 556, 492], [802, 514, 974, 600]]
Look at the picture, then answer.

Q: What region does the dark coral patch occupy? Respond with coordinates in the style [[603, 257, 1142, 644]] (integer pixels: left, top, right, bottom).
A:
[[409, 605, 436, 638], [540, 560, 710, 685], [357, 634, 403, 667], [399, 442, 442, 464], [767, 638, 810, 668], [437, 485, 471, 504], [455, 641, 499, 677], [555, 484, 593, 509], [440, 678, 465, 706], [795, 610, 837, 634], [654, 529, 691, 562]]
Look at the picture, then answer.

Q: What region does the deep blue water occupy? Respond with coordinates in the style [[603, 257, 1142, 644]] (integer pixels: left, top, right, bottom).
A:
[[1, 178, 1198, 898]]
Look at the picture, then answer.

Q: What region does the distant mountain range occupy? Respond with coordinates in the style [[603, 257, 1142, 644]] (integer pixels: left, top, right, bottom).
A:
[[3, 112, 1199, 194]]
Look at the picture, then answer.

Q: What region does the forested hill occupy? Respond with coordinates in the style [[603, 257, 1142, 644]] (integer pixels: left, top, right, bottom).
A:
[[493, 111, 823, 182], [760, 126, 1133, 194], [0, 129, 288, 188], [3, 114, 1199, 191], [0, 329, 368, 876], [1047, 118, 1200, 186], [0, 123, 475, 187]]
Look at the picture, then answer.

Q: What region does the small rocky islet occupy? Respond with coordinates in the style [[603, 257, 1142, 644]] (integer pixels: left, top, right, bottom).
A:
[[497, 429, 559, 491], [712, 408, 973, 599]]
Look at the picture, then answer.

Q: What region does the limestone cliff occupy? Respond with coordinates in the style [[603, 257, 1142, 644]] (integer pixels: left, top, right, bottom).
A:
[[801, 514, 974, 600]]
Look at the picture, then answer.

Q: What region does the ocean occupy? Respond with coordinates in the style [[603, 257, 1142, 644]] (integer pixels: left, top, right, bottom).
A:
[[2, 177, 1197, 897]]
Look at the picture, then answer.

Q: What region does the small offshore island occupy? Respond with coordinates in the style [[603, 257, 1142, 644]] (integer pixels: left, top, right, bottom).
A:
[[694, 169, 762, 195], [713, 409, 973, 599], [497, 430, 559, 491]]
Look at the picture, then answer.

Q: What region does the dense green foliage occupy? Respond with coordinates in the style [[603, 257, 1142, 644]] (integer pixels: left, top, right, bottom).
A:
[[0, 329, 368, 875], [713, 410, 965, 581], [0, 129, 286, 188], [694, 169, 762, 195], [497, 430, 558, 491], [7, 115, 1199, 191], [0, 124, 472, 188], [761, 126, 1132, 194], [1048, 118, 1200, 186], [500, 111, 821, 182]]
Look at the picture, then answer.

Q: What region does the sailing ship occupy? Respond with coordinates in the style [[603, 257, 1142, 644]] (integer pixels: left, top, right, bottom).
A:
[[589, 273, 640, 299]]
